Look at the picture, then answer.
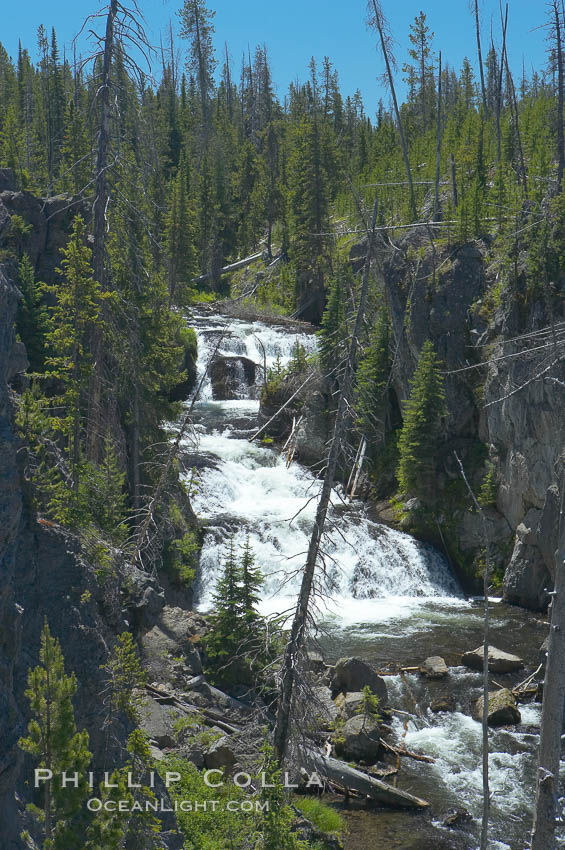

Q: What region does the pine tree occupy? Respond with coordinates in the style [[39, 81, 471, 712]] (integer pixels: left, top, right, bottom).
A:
[[164, 152, 197, 307], [15, 253, 47, 372], [397, 340, 446, 498], [318, 262, 350, 373], [18, 620, 92, 848], [356, 308, 390, 440], [289, 118, 330, 315], [240, 533, 263, 625], [42, 215, 109, 495], [204, 538, 244, 674], [178, 0, 216, 134]]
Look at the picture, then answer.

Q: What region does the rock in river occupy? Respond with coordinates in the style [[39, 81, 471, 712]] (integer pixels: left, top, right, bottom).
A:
[[330, 657, 388, 704], [333, 715, 381, 762], [472, 688, 521, 726], [461, 645, 524, 673], [420, 655, 449, 679]]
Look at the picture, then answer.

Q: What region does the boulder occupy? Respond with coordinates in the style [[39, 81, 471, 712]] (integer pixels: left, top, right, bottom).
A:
[[140, 696, 186, 749], [204, 737, 236, 771], [461, 645, 523, 673], [335, 691, 367, 719], [430, 695, 456, 713], [333, 715, 381, 763], [139, 606, 203, 685], [472, 688, 521, 726], [330, 657, 388, 704], [420, 656, 449, 679], [210, 355, 256, 399], [443, 808, 473, 829], [312, 685, 339, 727]]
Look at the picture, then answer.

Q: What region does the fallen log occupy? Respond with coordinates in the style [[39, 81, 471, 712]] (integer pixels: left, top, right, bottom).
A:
[[380, 738, 435, 764], [302, 750, 429, 809], [191, 250, 264, 284], [145, 684, 241, 735]]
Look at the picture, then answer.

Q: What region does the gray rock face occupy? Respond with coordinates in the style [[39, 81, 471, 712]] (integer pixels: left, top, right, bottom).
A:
[[140, 696, 187, 749], [472, 688, 521, 726], [333, 715, 381, 762], [204, 737, 236, 771], [461, 645, 524, 673], [420, 656, 449, 679], [380, 229, 565, 609], [0, 270, 26, 846], [330, 657, 388, 705], [139, 606, 203, 685], [312, 685, 339, 728], [335, 691, 367, 719]]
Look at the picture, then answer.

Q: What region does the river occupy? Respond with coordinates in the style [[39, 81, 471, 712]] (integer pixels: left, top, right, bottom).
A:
[[182, 310, 557, 850]]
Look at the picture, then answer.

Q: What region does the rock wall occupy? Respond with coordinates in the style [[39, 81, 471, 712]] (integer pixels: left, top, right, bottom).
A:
[[0, 270, 27, 847], [380, 230, 565, 609], [0, 212, 182, 847]]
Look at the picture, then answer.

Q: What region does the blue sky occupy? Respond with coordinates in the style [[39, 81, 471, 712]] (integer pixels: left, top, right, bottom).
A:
[[2, 0, 548, 118]]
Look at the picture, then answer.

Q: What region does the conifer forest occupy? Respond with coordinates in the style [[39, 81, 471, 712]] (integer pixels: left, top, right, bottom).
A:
[[2, 1, 565, 849]]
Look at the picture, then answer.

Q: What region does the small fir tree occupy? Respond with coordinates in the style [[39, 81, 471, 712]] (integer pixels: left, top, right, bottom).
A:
[[397, 340, 446, 498]]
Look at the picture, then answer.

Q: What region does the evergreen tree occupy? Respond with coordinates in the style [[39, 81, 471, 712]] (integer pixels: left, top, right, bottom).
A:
[[178, 0, 216, 133], [15, 253, 47, 371], [19, 620, 92, 848], [356, 307, 390, 440], [318, 262, 350, 373], [42, 215, 109, 495], [397, 340, 446, 498], [289, 118, 330, 313], [240, 533, 263, 625]]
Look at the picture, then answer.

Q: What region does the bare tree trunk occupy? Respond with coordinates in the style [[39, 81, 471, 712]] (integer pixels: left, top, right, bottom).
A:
[[450, 153, 458, 208], [474, 0, 488, 113], [88, 0, 118, 461], [454, 453, 490, 850], [495, 4, 508, 165], [273, 199, 379, 764], [554, 0, 565, 190], [369, 1, 416, 220], [503, 50, 528, 196], [531, 490, 565, 850], [434, 52, 442, 221]]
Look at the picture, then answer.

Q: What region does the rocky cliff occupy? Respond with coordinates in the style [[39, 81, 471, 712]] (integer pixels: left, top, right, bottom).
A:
[[380, 230, 565, 609], [0, 193, 183, 849]]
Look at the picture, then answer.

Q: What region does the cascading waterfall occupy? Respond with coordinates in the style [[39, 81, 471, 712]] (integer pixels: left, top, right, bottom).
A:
[[187, 312, 462, 617], [180, 311, 549, 850]]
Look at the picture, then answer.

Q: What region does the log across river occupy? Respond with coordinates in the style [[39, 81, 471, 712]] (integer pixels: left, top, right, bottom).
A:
[[181, 310, 555, 850]]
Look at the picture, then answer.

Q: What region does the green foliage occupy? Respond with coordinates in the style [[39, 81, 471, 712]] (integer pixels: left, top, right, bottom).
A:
[[397, 340, 446, 498], [292, 797, 345, 837], [203, 536, 273, 688], [257, 742, 308, 850], [18, 619, 92, 849], [356, 307, 390, 439], [355, 685, 382, 722], [15, 254, 47, 371], [84, 731, 162, 850], [478, 461, 498, 508], [103, 632, 147, 724], [318, 262, 351, 372], [164, 529, 199, 587]]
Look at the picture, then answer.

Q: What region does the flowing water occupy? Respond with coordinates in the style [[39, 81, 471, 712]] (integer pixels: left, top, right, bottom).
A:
[[182, 310, 555, 850]]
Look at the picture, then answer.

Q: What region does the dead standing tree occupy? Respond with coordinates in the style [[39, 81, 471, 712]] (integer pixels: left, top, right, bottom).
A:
[[367, 1, 416, 221], [273, 198, 379, 764], [531, 496, 565, 850], [75, 1, 152, 459]]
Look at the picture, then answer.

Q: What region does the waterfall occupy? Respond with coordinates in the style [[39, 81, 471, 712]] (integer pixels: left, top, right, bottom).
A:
[[185, 313, 462, 616]]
